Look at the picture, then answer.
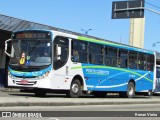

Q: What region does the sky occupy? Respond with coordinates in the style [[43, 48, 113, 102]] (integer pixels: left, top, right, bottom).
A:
[[0, 0, 160, 51]]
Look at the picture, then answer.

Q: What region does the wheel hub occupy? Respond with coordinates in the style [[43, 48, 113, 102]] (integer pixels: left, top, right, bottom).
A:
[[71, 84, 79, 94]]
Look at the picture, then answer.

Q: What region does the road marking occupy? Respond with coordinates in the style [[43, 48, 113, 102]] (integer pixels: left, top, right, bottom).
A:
[[49, 118, 59, 120]]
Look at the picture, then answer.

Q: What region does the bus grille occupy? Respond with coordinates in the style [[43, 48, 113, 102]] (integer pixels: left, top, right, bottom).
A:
[[14, 80, 37, 85]]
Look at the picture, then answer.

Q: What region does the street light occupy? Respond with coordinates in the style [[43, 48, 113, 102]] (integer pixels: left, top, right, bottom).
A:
[[153, 41, 160, 47], [81, 29, 92, 34], [153, 41, 160, 51]]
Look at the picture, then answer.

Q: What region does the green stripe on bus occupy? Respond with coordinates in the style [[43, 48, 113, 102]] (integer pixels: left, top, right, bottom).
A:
[[78, 36, 123, 47], [78, 36, 154, 54]]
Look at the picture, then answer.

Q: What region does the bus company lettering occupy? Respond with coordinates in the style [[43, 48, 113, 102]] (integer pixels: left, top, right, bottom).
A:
[[86, 69, 109, 75]]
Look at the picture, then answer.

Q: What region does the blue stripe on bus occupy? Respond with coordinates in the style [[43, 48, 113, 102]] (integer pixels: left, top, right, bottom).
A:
[[9, 65, 52, 77], [72, 64, 153, 92]]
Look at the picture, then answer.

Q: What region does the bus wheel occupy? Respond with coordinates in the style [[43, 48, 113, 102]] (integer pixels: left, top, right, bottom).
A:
[[34, 89, 46, 97], [67, 79, 82, 98], [93, 92, 107, 98], [126, 82, 135, 98], [120, 82, 135, 98]]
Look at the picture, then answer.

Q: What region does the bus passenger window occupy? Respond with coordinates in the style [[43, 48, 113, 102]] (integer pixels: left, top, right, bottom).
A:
[[146, 54, 154, 71], [105, 47, 118, 67], [129, 51, 137, 69], [71, 40, 88, 63], [72, 51, 79, 62], [138, 53, 146, 70], [119, 49, 128, 68]]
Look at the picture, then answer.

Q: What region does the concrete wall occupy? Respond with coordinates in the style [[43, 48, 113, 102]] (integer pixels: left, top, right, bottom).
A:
[[129, 18, 145, 49]]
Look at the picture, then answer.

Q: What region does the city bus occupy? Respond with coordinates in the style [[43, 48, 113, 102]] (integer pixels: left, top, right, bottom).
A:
[[5, 29, 156, 98], [153, 65, 160, 94]]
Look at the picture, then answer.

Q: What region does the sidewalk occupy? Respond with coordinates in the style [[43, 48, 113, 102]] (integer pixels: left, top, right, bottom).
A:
[[0, 88, 20, 92], [0, 88, 160, 107]]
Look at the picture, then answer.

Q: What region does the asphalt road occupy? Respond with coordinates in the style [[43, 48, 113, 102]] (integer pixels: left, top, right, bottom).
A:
[[0, 90, 160, 120]]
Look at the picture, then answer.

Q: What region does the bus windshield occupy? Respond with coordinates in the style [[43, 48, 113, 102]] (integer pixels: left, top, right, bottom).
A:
[[9, 39, 52, 67]]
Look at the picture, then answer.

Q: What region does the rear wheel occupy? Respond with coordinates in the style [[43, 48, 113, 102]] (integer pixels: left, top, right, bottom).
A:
[[119, 82, 135, 98], [127, 82, 135, 98], [67, 79, 82, 98]]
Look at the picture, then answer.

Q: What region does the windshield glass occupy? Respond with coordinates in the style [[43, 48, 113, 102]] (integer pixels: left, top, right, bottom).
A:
[[9, 40, 52, 67]]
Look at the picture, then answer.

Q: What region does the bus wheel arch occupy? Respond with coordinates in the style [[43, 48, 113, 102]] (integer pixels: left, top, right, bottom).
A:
[[66, 75, 83, 98], [72, 75, 84, 90]]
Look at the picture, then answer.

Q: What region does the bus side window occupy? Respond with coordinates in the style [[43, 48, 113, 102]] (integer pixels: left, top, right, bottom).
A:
[[72, 40, 88, 63], [119, 49, 128, 68], [89, 43, 103, 65], [129, 51, 137, 69], [106, 46, 118, 67], [146, 54, 154, 71], [138, 53, 146, 70]]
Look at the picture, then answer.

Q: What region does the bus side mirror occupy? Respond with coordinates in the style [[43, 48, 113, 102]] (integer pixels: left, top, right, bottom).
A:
[[56, 45, 61, 60], [5, 39, 12, 57]]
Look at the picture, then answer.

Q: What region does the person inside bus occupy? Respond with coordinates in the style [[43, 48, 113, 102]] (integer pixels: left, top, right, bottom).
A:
[[72, 50, 79, 62]]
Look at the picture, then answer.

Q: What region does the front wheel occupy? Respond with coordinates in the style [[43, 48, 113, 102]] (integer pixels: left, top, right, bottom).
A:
[[66, 79, 82, 98]]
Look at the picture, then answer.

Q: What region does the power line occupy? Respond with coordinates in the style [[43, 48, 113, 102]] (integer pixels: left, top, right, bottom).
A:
[[145, 1, 160, 10]]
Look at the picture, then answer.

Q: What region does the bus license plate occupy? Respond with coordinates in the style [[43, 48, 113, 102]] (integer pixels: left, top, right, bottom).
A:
[[20, 80, 28, 84]]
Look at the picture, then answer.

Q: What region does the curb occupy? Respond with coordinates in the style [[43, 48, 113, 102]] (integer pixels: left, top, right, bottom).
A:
[[0, 100, 160, 107]]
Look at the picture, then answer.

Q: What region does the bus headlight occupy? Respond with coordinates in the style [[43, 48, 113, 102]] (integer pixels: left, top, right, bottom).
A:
[[45, 71, 50, 76], [37, 71, 50, 79], [8, 72, 14, 78]]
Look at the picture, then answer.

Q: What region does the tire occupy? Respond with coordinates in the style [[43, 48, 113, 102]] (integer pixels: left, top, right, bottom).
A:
[[34, 89, 46, 97], [93, 91, 107, 98], [67, 79, 82, 98], [119, 82, 135, 98], [126, 82, 135, 98]]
